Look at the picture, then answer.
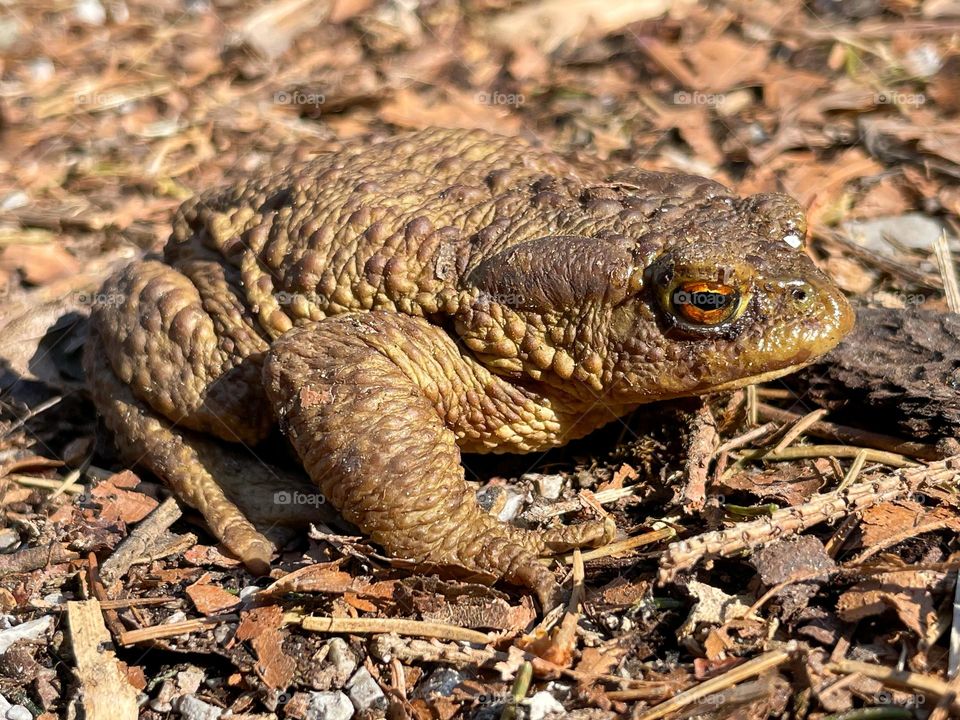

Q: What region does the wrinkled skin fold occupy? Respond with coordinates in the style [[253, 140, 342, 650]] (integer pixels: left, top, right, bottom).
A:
[[85, 128, 854, 607]]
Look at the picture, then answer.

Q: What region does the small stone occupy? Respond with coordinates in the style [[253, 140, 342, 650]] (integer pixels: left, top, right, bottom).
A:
[[0, 695, 11, 715], [27, 57, 57, 83], [0, 530, 19, 552], [326, 638, 357, 684], [0, 192, 28, 213], [238, 585, 259, 602], [212, 623, 233, 644], [174, 695, 222, 720], [414, 668, 464, 698], [842, 214, 952, 254], [0, 18, 21, 51], [904, 43, 942, 78], [0, 616, 54, 655], [175, 668, 204, 696], [496, 491, 525, 522], [543, 682, 571, 703], [6, 705, 32, 720], [74, 0, 107, 25], [150, 679, 177, 713], [346, 668, 386, 712], [525, 691, 565, 720], [305, 691, 353, 720], [531, 474, 564, 500]]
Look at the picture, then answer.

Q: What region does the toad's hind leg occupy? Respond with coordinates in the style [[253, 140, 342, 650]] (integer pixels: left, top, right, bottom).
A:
[[263, 312, 615, 608], [85, 260, 324, 572]]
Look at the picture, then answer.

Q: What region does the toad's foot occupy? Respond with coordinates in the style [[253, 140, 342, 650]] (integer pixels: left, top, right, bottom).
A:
[[263, 311, 615, 608]]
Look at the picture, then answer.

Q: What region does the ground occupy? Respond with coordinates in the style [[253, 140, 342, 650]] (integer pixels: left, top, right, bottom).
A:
[[0, 0, 960, 718]]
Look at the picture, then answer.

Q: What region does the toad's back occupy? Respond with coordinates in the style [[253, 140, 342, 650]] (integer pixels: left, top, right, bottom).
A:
[[163, 129, 588, 334]]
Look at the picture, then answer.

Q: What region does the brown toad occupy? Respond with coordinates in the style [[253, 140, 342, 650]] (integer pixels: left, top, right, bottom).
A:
[[85, 128, 853, 606]]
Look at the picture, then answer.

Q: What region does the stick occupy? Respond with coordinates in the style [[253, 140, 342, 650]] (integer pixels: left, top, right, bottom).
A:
[[287, 613, 494, 645], [664, 459, 960, 581], [100, 496, 182, 584], [67, 600, 138, 719], [736, 445, 917, 468]]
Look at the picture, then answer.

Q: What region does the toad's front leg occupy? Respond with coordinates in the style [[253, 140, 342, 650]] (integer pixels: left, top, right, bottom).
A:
[[263, 311, 615, 608]]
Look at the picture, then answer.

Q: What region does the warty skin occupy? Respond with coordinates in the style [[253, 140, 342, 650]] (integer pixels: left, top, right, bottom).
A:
[[85, 128, 854, 607]]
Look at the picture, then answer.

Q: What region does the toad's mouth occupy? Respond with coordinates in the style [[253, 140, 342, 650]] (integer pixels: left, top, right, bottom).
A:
[[601, 360, 814, 409], [693, 361, 812, 396]]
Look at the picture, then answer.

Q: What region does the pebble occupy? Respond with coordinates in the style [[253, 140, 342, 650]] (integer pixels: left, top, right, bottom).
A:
[[414, 668, 464, 698], [842, 214, 952, 254], [74, 0, 107, 25], [346, 668, 386, 712], [305, 691, 353, 720], [496, 491, 526, 522], [176, 668, 204, 696], [0, 616, 54, 655], [6, 706, 32, 720], [531, 474, 564, 500], [525, 691, 565, 720], [0, 530, 19, 553], [543, 682, 571, 703], [904, 43, 942, 78], [325, 638, 357, 684], [0, 192, 28, 213], [174, 695, 222, 720], [0, 18, 21, 51]]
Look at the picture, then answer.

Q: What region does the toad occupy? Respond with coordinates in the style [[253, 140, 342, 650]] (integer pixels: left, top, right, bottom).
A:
[[85, 128, 853, 606]]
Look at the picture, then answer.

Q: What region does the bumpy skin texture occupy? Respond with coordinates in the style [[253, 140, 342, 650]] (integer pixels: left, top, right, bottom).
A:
[[85, 128, 854, 607]]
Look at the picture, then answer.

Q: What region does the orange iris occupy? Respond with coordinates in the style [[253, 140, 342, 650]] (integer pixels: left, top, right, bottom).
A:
[[671, 281, 739, 326]]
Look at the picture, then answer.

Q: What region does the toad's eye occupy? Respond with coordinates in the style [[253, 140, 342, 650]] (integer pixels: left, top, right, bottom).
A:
[[670, 281, 740, 326]]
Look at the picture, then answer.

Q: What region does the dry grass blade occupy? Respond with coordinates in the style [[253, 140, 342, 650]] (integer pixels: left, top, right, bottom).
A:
[[827, 659, 960, 714], [757, 403, 940, 460], [737, 445, 917, 468], [771, 408, 829, 453], [119, 614, 239, 645], [286, 612, 495, 644], [934, 231, 960, 313], [610, 646, 794, 712]]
